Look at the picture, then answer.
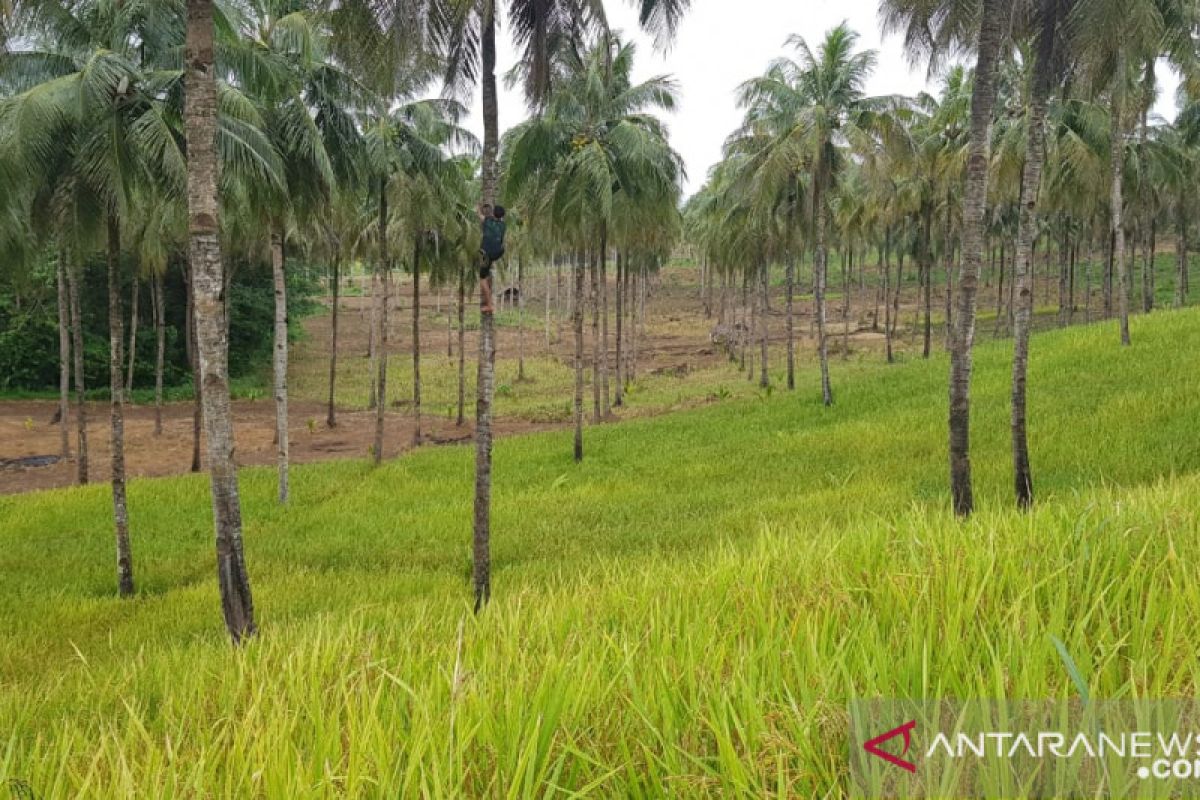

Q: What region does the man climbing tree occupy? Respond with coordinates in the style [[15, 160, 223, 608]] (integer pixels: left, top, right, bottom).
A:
[[479, 203, 507, 313]]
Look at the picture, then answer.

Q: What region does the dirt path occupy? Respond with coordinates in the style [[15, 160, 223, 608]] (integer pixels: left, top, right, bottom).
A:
[[0, 398, 562, 495]]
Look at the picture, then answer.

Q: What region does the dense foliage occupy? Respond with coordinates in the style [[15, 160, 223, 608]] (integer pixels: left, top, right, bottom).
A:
[[0, 257, 321, 393]]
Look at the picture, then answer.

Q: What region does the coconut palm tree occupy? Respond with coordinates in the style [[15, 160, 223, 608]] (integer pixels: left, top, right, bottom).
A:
[[436, 0, 690, 612], [0, 0, 193, 597], [883, 0, 1011, 517], [737, 23, 901, 406], [1070, 0, 1195, 346], [505, 34, 682, 463], [1010, 0, 1072, 510]]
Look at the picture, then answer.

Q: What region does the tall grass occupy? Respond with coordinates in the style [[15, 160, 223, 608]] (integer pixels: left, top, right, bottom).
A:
[[1, 308, 1198, 797]]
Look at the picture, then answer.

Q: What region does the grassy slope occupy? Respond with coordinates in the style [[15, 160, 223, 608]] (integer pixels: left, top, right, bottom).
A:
[[1, 309, 1199, 797]]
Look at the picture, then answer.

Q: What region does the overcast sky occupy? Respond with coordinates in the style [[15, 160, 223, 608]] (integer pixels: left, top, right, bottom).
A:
[[467, 1, 1182, 199]]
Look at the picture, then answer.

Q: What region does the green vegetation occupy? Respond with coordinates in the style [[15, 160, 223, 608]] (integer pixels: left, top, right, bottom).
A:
[[3, 308, 1197, 796], [0, 259, 323, 396]]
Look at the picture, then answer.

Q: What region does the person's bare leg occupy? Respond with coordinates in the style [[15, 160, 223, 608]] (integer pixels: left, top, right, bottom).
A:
[[481, 275, 495, 314]]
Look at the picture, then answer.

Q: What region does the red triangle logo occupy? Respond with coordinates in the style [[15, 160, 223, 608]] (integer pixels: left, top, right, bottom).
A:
[[864, 720, 918, 773]]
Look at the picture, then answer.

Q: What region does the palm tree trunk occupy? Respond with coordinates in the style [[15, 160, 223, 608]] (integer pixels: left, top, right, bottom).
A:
[[759, 259, 769, 388], [785, 250, 796, 388], [1109, 62, 1132, 346], [153, 271, 166, 435], [544, 259, 552, 350], [186, 0, 255, 642], [184, 263, 202, 473], [412, 239, 422, 447], [891, 247, 904, 358], [1176, 207, 1187, 308], [271, 229, 289, 503], [473, 4, 499, 613], [446, 288, 453, 357], [107, 215, 135, 597], [590, 247, 601, 423], [1058, 223, 1070, 325], [327, 255, 339, 428], [615, 250, 624, 406], [994, 237, 1006, 336], [1085, 234, 1095, 321], [373, 178, 389, 466], [574, 251, 585, 463], [814, 176, 833, 407], [747, 269, 757, 380], [635, 264, 645, 381], [843, 248, 851, 361], [1011, 74, 1051, 511], [599, 226, 609, 416], [56, 249, 71, 459], [126, 277, 139, 394], [517, 255, 526, 382], [367, 270, 378, 410], [67, 262, 88, 484], [948, 0, 1004, 517], [884, 229, 894, 364], [921, 205, 932, 359], [1143, 218, 1155, 312], [457, 266, 466, 427]]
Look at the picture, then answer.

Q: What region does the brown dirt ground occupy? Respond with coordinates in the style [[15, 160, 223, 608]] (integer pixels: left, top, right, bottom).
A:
[[1, 267, 920, 495]]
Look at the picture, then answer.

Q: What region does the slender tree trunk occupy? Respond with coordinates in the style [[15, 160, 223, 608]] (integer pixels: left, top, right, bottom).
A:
[[373, 178, 389, 465], [922, 206, 932, 359], [615, 251, 624, 406], [153, 271, 165, 435], [843, 248, 851, 360], [1176, 209, 1188, 308], [67, 262, 88, 483], [412, 239, 422, 446], [599, 228, 609, 416], [446, 287, 453, 357], [1109, 64, 1132, 346], [1069, 236, 1077, 322], [635, 264, 645, 381], [573, 251, 585, 462], [994, 237, 1007, 336], [517, 255, 526, 382], [944, 198, 955, 347], [1086, 234, 1095, 321], [1058, 222, 1070, 326], [107, 215, 135, 597], [1141, 219, 1154, 313], [544, 259, 552, 350], [327, 256, 339, 428], [126, 277, 139, 394], [367, 271, 378, 408], [747, 268, 757, 380], [271, 230, 289, 503], [786, 250, 796, 389], [1011, 59, 1052, 511], [759, 259, 769, 388], [590, 247, 600, 423], [473, 5, 499, 613], [948, 0, 1004, 517], [56, 249, 71, 459], [184, 263, 202, 473], [891, 247, 904, 359], [186, 0, 255, 642], [814, 176, 833, 406], [457, 266, 466, 427], [883, 229, 894, 364]]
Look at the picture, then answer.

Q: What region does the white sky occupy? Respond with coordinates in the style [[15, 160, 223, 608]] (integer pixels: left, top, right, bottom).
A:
[[467, 0, 1182, 199]]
